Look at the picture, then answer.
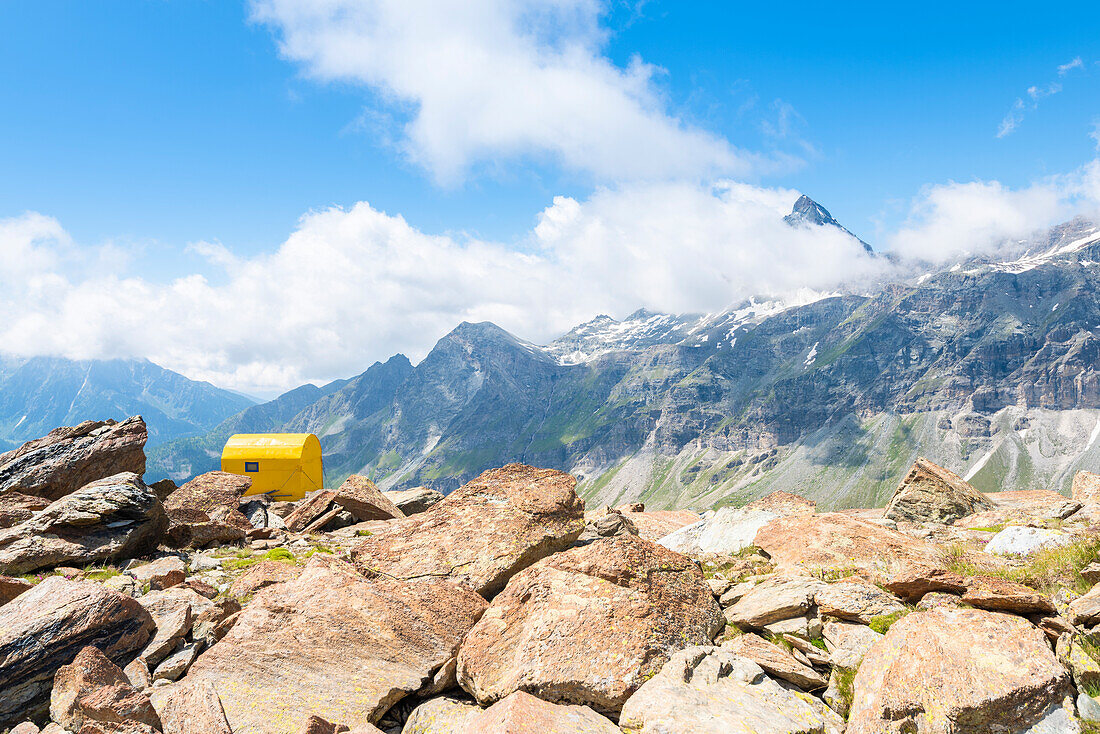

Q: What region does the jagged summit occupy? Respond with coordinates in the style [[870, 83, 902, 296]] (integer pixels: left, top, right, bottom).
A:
[[784, 194, 873, 253]]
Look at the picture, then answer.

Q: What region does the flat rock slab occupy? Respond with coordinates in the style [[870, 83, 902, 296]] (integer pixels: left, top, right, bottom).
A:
[[127, 556, 186, 590], [153, 679, 232, 734], [0, 574, 33, 605], [284, 490, 337, 532], [459, 691, 619, 733], [0, 576, 154, 727], [720, 635, 826, 690], [618, 646, 840, 734], [174, 554, 487, 733], [814, 578, 906, 625], [457, 534, 723, 714], [960, 575, 1055, 614], [1068, 584, 1100, 626], [0, 417, 147, 501], [847, 607, 1073, 733], [883, 457, 992, 525], [352, 464, 585, 596], [725, 577, 825, 629], [0, 472, 166, 575], [754, 512, 941, 579]]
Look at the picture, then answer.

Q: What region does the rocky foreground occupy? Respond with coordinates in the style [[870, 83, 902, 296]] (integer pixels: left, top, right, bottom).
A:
[[6, 419, 1100, 732]]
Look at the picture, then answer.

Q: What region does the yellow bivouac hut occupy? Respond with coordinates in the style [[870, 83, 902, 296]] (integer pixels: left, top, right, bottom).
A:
[[221, 433, 324, 501]]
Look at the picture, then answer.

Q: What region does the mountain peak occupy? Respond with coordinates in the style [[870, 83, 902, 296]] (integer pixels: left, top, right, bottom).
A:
[[784, 195, 873, 254]]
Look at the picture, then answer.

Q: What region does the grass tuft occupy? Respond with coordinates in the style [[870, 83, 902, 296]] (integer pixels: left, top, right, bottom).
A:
[[944, 534, 1100, 595], [869, 610, 910, 635], [832, 666, 857, 721]]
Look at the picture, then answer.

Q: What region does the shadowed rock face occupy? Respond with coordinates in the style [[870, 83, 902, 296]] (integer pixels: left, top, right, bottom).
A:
[[847, 607, 1073, 733], [351, 464, 586, 596], [0, 472, 166, 575], [0, 577, 155, 727], [172, 554, 487, 733], [0, 417, 147, 502], [457, 534, 724, 714], [884, 457, 992, 524]]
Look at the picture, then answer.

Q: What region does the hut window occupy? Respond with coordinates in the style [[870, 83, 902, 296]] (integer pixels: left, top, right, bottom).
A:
[[245, 462, 259, 472]]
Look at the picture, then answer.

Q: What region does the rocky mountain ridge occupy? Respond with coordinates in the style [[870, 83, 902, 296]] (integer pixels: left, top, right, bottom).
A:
[[0, 357, 254, 448], [149, 216, 1100, 514]]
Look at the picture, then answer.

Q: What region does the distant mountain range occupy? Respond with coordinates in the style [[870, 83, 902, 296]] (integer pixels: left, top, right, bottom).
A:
[[0, 356, 255, 448], [143, 203, 1100, 513]]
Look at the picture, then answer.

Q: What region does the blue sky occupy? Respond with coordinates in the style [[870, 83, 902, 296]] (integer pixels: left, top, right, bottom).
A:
[[1, 1, 1099, 393]]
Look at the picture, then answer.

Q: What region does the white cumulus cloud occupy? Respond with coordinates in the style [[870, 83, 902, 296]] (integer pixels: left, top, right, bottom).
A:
[[0, 183, 881, 395], [250, 0, 762, 184]]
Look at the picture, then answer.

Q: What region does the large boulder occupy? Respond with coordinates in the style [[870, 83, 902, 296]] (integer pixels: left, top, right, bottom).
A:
[[0, 577, 155, 726], [352, 464, 585, 596], [50, 646, 161, 732], [0, 472, 166, 574], [457, 534, 723, 714], [1073, 471, 1100, 503], [847, 607, 1074, 733], [754, 512, 941, 579], [0, 417, 147, 501], [170, 554, 487, 733], [333, 475, 404, 521], [461, 691, 619, 733], [163, 471, 252, 548], [883, 457, 992, 525], [984, 526, 1074, 556], [382, 486, 444, 515], [618, 646, 842, 734]]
